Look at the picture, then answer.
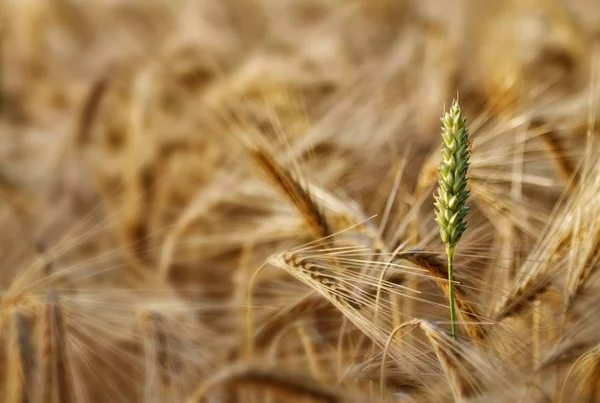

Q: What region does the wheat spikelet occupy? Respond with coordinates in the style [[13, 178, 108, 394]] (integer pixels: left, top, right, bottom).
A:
[[38, 289, 72, 403], [563, 156, 600, 310], [140, 310, 181, 402], [266, 243, 418, 372], [280, 251, 363, 310], [564, 234, 600, 311], [4, 310, 34, 403], [308, 183, 381, 247], [565, 344, 600, 403], [538, 339, 595, 371], [243, 134, 331, 239], [281, 253, 362, 310], [494, 271, 553, 321]]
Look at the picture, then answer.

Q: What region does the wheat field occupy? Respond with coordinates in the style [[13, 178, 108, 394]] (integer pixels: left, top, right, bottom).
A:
[[0, 0, 599, 402]]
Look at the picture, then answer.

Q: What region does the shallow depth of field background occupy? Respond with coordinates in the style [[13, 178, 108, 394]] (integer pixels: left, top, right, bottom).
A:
[[0, 0, 600, 402]]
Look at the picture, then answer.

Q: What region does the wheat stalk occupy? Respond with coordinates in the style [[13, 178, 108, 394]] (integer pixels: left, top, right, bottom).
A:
[[401, 252, 486, 340], [434, 100, 471, 339]]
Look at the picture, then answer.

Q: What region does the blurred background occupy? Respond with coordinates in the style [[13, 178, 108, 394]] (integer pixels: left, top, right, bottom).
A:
[[0, 0, 599, 402]]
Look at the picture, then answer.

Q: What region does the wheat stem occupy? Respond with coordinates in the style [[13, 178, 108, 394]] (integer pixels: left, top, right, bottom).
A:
[[446, 245, 458, 340]]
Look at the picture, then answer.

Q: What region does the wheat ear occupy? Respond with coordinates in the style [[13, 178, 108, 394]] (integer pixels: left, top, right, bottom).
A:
[[563, 343, 600, 403], [5, 310, 34, 403], [39, 289, 72, 403], [434, 100, 471, 339], [140, 310, 179, 401], [245, 136, 330, 239], [281, 251, 363, 310]]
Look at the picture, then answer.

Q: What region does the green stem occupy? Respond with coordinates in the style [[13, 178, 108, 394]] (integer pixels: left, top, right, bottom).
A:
[[446, 244, 458, 339]]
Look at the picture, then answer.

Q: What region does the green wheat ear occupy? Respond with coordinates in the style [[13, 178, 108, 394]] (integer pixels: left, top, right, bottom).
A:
[[434, 100, 471, 339]]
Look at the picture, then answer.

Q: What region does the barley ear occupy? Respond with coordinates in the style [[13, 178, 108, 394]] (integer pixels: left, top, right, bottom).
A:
[[434, 100, 471, 339]]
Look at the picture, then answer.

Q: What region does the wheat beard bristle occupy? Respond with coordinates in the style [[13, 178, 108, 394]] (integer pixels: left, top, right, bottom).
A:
[[403, 252, 486, 340], [494, 271, 552, 321], [538, 340, 595, 370], [572, 346, 600, 403], [419, 320, 477, 401], [530, 117, 575, 184], [282, 252, 363, 310], [565, 235, 600, 310], [254, 294, 329, 348]]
